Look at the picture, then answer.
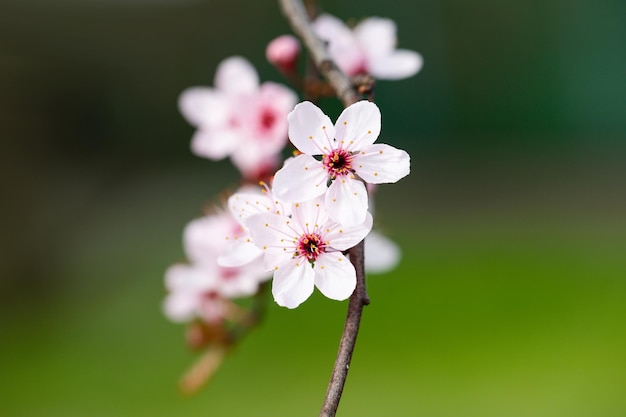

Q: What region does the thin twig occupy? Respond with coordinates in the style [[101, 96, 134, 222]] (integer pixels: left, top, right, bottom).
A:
[[319, 240, 368, 417], [278, 1, 370, 416], [279, 0, 360, 107]]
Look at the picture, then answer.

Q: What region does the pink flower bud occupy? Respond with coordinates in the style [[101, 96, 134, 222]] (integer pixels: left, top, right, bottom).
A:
[[266, 35, 300, 73]]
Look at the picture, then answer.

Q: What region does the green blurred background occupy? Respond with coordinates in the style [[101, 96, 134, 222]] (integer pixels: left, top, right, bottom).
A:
[[1, 0, 625, 416]]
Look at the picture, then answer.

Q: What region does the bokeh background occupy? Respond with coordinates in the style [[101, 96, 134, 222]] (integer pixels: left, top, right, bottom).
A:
[[2, 0, 625, 416]]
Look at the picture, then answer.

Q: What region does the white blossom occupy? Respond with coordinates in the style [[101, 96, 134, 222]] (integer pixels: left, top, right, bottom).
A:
[[273, 100, 410, 226], [244, 196, 372, 308]]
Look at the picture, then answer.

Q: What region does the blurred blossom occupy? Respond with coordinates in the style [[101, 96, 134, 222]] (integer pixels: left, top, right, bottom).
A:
[[364, 231, 401, 274], [313, 13, 423, 80], [178, 56, 298, 180], [219, 182, 290, 268], [163, 211, 270, 323]]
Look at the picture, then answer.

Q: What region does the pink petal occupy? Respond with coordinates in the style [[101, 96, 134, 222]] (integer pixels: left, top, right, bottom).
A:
[[287, 101, 336, 155], [273, 154, 328, 203], [178, 87, 229, 128], [214, 56, 259, 94], [368, 50, 423, 80], [313, 252, 356, 301], [272, 258, 315, 308], [190, 128, 240, 160], [324, 211, 373, 251], [335, 101, 381, 151], [325, 178, 369, 226], [353, 143, 410, 184], [259, 82, 298, 114], [354, 17, 397, 58], [230, 145, 281, 180]]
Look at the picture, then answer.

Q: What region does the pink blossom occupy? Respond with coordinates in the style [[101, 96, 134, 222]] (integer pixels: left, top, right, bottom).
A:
[[313, 14, 423, 80], [163, 211, 270, 323], [178, 56, 298, 179]]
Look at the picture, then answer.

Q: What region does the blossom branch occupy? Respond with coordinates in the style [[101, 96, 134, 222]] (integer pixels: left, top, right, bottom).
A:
[[278, 1, 370, 416]]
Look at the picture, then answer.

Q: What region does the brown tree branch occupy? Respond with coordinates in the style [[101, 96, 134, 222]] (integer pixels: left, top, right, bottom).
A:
[[279, 0, 360, 107], [278, 1, 370, 416]]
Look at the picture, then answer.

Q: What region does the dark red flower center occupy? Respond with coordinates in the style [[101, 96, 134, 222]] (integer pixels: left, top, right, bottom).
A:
[[297, 233, 326, 262], [323, 149, 353, 179], [259, 109, 276, 131]]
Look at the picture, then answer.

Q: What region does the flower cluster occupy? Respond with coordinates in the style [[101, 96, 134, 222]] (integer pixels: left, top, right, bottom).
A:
[[164, 12, 418, 383], [163, 210, 270, 324]]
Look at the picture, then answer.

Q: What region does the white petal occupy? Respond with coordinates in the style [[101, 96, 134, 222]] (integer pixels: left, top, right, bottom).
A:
[[354, 17, 397, 58], [214, 56, 259, 94], [324, 211, 373, 251], [368, 50, 423, 80], [217, 240, 263, 268], [291, 195, 329, 232], [217, 266, 263, 298], [165, 263, 218, 291], [287, 101, 336, 155], [228, 192, 283, 222], [183, 214, 238, 264], [325, 178, 369, 226], [178, 87, 229, 128], [334, 101, 381, 151], [272, 258, 315, 308], [353, 143, 410, 184], [314, 15, 365, 76], [244, 212, 299, 254], [163, 263, 218, 322], [313, 13, 353, 42], [364, 231, 401, 274], [162, 292, 198, 323], [263, 248, 294, 272], [190, 128, 240, 160], [314, 252, 356, 301], [273, 154, 328, 203]]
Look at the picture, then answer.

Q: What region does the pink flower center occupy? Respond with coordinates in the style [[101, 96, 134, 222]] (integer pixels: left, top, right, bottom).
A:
[[297, 233, 326, 262], [259, 109, 276, 132], [219, 267, 239, 281], [323, 149, 353, 178]]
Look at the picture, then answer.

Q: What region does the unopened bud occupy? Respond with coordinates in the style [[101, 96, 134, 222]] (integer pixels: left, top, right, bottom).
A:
[[266, 35, 300, 73]]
